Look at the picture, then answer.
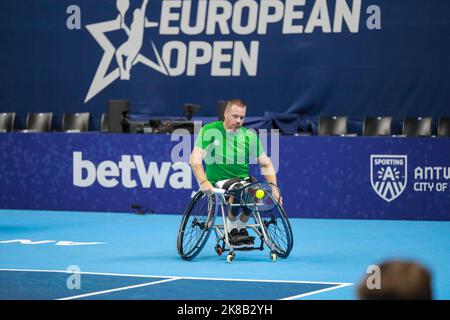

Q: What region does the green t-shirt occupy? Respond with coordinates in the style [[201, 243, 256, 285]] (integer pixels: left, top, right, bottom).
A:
[[194, 121, 264, 184]]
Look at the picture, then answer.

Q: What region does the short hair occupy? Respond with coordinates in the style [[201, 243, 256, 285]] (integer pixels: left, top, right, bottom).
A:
[[225, 99, 247, 111], [357, 260, 432, 300]]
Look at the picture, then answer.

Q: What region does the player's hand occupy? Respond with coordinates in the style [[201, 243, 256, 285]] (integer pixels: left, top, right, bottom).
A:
[[271, 186, 283, 206], [200, 180, 214, 194]]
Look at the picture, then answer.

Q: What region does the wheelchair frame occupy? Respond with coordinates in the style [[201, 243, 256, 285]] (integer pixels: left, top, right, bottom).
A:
[[212, 188, 282, 262], [177, 182, 293, 263]]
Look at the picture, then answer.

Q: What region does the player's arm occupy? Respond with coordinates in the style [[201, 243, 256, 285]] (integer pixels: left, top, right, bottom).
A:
[[123, 25, 131, 36], [190, 146, 213, 193], [141, 0, 149, 11], [257, 152, 283, 205], [120, 20, 131, 35]]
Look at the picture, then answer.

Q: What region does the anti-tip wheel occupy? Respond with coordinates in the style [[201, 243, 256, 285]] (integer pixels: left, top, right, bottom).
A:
[[227, 253, 235, 263], [270, 252, 278, 262]]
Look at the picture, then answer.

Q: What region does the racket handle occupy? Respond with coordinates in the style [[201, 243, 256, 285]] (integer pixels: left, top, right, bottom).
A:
[[211, 188, 225, 195]]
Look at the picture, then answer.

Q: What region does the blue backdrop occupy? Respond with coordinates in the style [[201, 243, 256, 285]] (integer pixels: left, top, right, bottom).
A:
[[0, 0, 449, 128], [1, 133, 449, 220]]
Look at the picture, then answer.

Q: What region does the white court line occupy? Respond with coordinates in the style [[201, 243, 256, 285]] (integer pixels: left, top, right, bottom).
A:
[[0, 268, 353, 300], [0, 268, 352, 286], [58, 278, 181, 300], [280, 283, 354, 300], [166, 275, 352, 286], [0, 268, 171, 280]]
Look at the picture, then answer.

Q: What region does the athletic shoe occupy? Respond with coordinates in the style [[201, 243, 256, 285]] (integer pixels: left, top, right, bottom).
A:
[[238, 228, 255, 247], [228, 228, 253, 249], [228, 228, 240, 243]]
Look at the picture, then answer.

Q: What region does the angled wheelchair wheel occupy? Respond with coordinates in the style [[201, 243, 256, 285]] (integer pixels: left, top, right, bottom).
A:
[[259, 204, 294, 259], [177, 191, 216, 261]]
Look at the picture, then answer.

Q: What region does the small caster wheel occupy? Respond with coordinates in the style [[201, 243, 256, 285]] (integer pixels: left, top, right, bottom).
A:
[[270, 252, 278, 262], [215, 245, 223, 256], [227, 253, 235, 263]]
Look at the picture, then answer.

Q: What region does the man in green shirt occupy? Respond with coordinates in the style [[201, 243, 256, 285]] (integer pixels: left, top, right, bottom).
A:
[[190, 99, 282, 249]]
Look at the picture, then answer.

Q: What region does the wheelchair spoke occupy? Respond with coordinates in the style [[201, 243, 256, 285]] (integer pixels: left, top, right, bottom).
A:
[[177, 191, 216, 260], [183, 216, 207, 251], [184, 226, 204, 252], [260, 207, 292, 256]]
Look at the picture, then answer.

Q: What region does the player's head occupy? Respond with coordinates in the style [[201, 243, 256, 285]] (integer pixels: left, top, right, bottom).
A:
[[116, 0, 130, 14], [224, 99, 247, 130], [357, 260, 432, 300]]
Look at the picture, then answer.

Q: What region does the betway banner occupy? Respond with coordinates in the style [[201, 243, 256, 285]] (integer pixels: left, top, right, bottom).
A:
[[0, 0, 449, 120], [1, 133, 449, 220]]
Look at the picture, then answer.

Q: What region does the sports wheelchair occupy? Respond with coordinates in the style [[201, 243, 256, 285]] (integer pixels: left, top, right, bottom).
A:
[[177, 181, 294, 263]]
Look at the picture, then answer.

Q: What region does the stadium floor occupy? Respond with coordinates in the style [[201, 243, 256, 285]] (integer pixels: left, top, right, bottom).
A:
[[0, 210, 449, 300]]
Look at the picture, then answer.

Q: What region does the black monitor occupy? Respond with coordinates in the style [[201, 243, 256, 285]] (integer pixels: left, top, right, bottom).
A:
[[218, 100, 228, 121], [108, 100, 130, 133], [157, 120, 196, 134]]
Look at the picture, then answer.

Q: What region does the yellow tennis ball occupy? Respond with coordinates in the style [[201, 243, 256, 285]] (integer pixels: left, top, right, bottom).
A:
[[255, 189, 265, 199]]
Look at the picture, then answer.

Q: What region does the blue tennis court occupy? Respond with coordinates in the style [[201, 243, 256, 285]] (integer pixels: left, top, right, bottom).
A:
[[1, 210, 449, 300]]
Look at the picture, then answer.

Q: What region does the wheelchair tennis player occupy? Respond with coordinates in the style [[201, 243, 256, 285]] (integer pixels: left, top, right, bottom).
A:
[[189, 99, 282, 249]]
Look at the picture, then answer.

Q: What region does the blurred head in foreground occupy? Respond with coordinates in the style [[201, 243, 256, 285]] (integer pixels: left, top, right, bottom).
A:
[[357, 260, 432, 300]]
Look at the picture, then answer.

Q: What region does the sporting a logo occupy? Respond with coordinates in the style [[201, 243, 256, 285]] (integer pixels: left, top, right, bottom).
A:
[[83, 0, 372, 103], [85, 0, 167, 103], [370, 155, 407, 202]]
